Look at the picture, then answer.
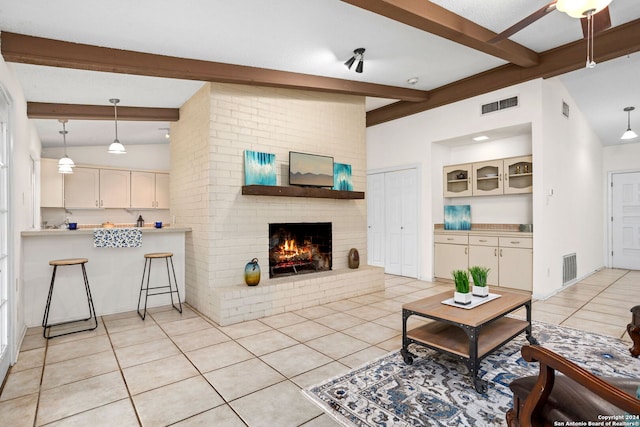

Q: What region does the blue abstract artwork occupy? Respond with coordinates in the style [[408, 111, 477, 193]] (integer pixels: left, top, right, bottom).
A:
[[244, 150, 276, 186], [333, 163, 353, 191], [444, 205, 471, 230]]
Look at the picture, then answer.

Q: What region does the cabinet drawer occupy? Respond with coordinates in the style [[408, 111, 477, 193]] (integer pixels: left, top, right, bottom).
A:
[[469, 235, 498, 246], [499, 237, 532, 249], [434, 234, 468, 245]]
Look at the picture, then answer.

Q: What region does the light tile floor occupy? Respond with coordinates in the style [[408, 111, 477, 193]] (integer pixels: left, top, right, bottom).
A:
[[1, 268, 637, 426]]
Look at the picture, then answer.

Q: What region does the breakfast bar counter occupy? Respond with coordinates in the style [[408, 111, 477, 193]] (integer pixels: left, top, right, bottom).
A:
[[21, 227, 191, 327]]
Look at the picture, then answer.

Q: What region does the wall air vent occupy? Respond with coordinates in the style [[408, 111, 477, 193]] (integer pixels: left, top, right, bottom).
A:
[[481, 96, 519, 115], [562, 253, 577, 286]]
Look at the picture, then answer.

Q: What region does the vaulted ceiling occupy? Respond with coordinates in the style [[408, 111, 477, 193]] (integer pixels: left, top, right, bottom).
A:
[[0, 0, 638, 148]]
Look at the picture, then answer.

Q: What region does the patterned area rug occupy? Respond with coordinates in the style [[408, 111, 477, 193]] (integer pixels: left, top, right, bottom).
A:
[[303, 321, 640, 427]]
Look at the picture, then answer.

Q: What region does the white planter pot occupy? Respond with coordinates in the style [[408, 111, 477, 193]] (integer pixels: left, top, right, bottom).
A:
[[454, 291, 473, 305], [473, 285, 489, 297]]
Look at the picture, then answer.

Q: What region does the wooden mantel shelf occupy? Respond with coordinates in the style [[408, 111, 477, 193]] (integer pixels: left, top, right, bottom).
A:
[[242, 185, 364, 199]]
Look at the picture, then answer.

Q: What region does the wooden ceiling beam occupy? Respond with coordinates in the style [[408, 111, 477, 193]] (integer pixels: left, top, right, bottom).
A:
[[341, 0, 539, 67], [26, 102, 179, 121], [1, 32, 429, 103], [366, 19, 640, 127]]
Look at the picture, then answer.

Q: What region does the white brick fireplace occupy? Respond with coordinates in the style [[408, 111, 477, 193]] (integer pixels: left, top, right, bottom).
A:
[[171, 83, 384, 325]]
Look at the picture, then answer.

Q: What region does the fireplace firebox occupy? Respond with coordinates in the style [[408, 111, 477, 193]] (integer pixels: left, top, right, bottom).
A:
[[269, 222, 332, 278]]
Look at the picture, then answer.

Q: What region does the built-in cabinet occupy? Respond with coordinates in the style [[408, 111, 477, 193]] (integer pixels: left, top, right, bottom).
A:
[[40, 158, 64, 208], [42, 159, 169, 210], [434, 231, 532, 291], [131, 172, 170, 209], [444, 155, 532, 197], [64, 168, 130, 209]]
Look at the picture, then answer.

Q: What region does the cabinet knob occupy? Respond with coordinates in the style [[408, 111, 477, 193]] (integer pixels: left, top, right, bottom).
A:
[[465, 247, 468, 255], [510, 241, 520, 245], [494, 248, 497, 256], [479, 239, 487, 242], [500, 249, 503, 257]]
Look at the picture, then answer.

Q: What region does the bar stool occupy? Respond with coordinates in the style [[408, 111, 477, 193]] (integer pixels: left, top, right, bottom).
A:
[[42, 258, 98, 339], [137, 252, 183, 320]]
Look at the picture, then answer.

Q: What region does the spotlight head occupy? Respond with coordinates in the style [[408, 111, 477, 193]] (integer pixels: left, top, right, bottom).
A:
[[344, 56, 356, 70], [345, 48, 365, 71]]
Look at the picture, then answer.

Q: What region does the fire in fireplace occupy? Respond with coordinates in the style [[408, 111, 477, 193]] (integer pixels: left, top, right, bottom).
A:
[[269, 222, 332, 278]]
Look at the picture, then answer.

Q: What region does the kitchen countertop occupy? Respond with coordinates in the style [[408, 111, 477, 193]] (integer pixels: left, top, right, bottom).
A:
[[434, 229, 532, 237], [21, 227, 192, 237]]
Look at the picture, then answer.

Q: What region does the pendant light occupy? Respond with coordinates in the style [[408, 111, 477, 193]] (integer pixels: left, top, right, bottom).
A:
[[108, 98, 126, 154], [57, 119, 74, 174], [621, 107, 638, 140]]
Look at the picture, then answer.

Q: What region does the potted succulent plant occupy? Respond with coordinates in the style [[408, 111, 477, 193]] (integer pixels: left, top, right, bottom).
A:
[[452, 269, 472, 305], [469, 265, 490, 297]]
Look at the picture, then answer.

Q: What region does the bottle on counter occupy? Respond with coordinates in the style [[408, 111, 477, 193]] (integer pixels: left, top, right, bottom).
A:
[[136, 215, 144, 227]]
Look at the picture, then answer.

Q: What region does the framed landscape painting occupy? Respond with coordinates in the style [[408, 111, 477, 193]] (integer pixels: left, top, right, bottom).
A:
[[333, 163, 353, 191], [244, 150, 276, 186]]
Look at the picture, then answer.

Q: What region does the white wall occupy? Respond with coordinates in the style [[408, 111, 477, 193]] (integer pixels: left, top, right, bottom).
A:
[[367, 80, 542, 282], [42, 143, 170, 171], [0, 56, 43, 362], [367, 77, 607, 298]]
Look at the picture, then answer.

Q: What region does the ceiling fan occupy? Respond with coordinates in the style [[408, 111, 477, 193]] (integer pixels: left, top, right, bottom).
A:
[[488, 0, 612, 44]]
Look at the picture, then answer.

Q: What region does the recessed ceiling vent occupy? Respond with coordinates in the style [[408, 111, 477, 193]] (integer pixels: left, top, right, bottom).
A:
[[481, 96, 519, 115]]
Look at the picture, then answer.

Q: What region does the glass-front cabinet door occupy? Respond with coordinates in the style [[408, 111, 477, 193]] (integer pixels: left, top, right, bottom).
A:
[[443, 164, 472, 197], [504, 155, 533, 194], [473, 160, 503, 196]]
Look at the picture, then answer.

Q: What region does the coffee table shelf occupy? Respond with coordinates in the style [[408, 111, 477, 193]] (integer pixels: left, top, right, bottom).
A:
[[407, 317, 529, 358]]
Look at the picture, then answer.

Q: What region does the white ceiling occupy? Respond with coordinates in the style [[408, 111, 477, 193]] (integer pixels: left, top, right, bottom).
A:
[[0, 0, 638, 147]]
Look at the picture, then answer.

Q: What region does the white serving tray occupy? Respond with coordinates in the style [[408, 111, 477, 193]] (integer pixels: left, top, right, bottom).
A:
[[441, 293, 501, 309]]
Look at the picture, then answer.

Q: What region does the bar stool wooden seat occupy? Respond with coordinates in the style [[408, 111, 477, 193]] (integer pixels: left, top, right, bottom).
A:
[[42, 258, 98, 339], [137, 252, 183, 320]]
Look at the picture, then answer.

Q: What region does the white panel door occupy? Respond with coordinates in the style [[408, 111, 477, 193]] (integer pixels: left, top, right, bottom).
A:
[[383, 168, 418, 277], [367, 173, 385, 267], [612, 172, 640, 269], [385, 171, 403, 275], [400, 169, 418, 277]]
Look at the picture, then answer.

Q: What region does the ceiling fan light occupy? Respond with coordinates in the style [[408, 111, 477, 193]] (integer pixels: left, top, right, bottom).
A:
[[108, 140, 127, 154], [556, 0, 612, 18]]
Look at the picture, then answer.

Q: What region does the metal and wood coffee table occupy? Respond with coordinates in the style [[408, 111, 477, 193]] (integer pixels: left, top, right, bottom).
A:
[[401, 289, 537, 393]]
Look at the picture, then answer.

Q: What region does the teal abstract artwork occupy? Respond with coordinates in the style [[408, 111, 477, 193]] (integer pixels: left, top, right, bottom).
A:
[[444, 205, 471, 230], [333, 163, 353, 191], [244, 150, 276, 185]]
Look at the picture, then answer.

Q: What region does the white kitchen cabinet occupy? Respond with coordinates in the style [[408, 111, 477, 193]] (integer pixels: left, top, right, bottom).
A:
[[444, 155, 532, 197], [41, 158, 64, 208], [64, 167, 100, 208], [64, 167, 130, 209], [468, 235, 499, 285], [504, 155, 533, 195], [131, 171, 169, 209], [434, 231, 532, 291], [443, 164, 472, 197], [155, 173, 170, 209], [434, 233, 468, 279], [498, 237, 533, 291], [473, 160, 503, 196], [100, 169, 130, 208]]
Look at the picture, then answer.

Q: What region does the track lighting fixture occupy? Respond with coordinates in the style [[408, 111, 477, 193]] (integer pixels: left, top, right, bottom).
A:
[[57, 119, 74, 174], [621, 106, 638, 140], [345, 48, 365, 73], [108, 98, 126, 154]]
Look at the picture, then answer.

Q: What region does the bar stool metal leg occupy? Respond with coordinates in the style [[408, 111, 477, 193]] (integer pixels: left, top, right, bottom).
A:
[[42, 259, 98, 339], [137, 253, 183, 320]]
